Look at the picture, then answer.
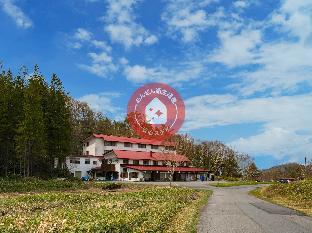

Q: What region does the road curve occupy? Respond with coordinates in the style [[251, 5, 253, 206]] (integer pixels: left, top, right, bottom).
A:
[[197, 185, 312, 233]]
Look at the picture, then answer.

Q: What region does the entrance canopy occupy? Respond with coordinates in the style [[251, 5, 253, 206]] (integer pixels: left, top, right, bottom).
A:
[[121, 165, 208, 172]]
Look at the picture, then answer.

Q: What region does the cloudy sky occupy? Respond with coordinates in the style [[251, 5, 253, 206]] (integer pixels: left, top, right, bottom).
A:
[[1, 0, 312, 168]]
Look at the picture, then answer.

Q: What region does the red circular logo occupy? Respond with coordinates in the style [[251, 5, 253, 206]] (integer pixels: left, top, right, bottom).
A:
[[127, 83, 185, 141]]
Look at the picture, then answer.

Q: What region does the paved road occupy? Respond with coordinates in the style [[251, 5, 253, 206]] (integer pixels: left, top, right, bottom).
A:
[[133, 181, 312, 232], [197, 184, 312, 233]]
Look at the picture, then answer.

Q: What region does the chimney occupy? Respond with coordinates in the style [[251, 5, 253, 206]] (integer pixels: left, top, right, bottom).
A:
[[150, 151, 153, 158]]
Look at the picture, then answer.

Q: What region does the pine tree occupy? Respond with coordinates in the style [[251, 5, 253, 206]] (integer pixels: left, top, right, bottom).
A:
[[16, 66, 48, 176], [45, 74, 71, 172]]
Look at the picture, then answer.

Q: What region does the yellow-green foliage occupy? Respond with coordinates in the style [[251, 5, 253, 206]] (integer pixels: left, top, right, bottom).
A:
[[251, 179, 312, 216], [263, 179, 312, 200], [0, 178, 86, 193], [210, 181, 274, 187], [0, 187, 209, 232]]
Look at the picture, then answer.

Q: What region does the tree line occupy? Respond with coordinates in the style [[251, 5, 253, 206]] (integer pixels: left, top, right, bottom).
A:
[[1, 65, 259, 178]]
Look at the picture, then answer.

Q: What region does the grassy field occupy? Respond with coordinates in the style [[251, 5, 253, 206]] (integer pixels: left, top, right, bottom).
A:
[[210, 181, 274, 187], [0, 177, 87, 193], [0, 179, 211, 232], [250, 179, 312, 216]]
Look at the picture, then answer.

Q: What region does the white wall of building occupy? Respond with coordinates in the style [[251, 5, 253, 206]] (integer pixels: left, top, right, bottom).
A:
[[66, 157, 101, 178], [82, 136, 170, 156]]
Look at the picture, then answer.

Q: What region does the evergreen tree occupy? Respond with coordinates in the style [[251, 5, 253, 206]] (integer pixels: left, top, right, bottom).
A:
[[16, 66, 48, 176], [45, 74, 71, 172]]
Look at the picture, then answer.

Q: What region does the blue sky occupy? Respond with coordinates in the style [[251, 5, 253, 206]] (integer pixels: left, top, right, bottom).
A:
[[1, 0, 312, 168]]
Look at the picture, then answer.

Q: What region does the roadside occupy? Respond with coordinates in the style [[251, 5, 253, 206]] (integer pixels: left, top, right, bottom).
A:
[[250, 180, 312, 217], [197, 184, 312, 233]]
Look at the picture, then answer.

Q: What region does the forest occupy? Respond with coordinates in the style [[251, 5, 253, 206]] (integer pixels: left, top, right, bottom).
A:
[[0, 65, 260, 178]]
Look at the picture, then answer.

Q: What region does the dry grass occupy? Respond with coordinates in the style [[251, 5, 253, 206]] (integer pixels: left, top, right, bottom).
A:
[[250, 180, 312, 216]]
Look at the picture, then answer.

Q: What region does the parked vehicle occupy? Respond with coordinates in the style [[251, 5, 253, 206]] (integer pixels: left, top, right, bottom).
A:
[[278, 178, 295, 183]]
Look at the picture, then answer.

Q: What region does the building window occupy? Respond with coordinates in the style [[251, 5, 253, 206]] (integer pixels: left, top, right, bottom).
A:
[[123, 168, 127, 173], [165, 146, 175, 151], [104, 141, 116, 146], [153, 161, 158, 166], [133, 160, 139, 165], [85, 159, 90, 164], [130, 172, 138, 178], [151, 145, 159, 149], [93, 161, 97, 165], [124, 142, 132, 147], [70, 159, 80, 164], [162, 161, 166, 166], [123, 159, 129, 164], [86, 142, 89, 146], [121, 172, 128, 178], [86, 151, 89, 155], [138, 144, 146, 148], [143, 160, 149, 165]]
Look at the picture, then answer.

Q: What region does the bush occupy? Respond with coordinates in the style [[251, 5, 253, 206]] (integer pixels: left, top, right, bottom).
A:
[[102, 182, 122, 190]]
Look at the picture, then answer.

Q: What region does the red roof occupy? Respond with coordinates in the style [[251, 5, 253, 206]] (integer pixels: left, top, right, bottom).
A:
[[90, 134, 175, 146], [69, 155, 103, 158], [121, 165, 208, 172], [109, 150, 190, 162]]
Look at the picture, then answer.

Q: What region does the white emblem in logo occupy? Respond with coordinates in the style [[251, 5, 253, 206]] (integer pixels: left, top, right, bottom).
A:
[[145, 97, 167, 124]]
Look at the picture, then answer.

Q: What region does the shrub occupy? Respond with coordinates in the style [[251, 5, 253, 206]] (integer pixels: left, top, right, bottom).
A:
[[102, 182, 122, 190]]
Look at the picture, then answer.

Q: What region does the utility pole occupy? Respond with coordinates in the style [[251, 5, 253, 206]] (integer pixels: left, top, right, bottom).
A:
[[305, 157, 307, 179]]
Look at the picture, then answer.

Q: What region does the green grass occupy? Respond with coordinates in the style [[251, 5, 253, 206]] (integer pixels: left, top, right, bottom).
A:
[[210, 181, 275, 187], [0, 177, 86, 193], [0, 186, 211, 233], [250, 179, 312, 216]]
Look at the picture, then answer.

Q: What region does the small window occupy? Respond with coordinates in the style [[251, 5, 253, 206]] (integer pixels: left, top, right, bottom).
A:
[[165, 146, 175, 151], [86, 151, 89, 155], [86, 142, 89, 146], [70, 159, 80, 164], [123, 168, 127, 173], [123, 159, 129, 164], [133, 160, 139, 165], [143, 160, 149, 165], [85, 159, 90, 164], [153, 161, 158, 166], [130, 172, 138, 178], [104, 141, 116, 146], [162, 161, 166, 166], [124, 142, 132, 147], [93, 161, 97, 165], [138, 144, 146, 148], [151, 145, 159, 149]]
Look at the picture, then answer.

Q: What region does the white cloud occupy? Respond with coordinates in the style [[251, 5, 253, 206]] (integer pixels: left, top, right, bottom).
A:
[[104, 0, 157, 48], [162, 0, 221, 42], [230, 127, 312, 160], [123, 61, 204, 84], [79, 51, 117, 78], [124, 65, 156, 83], [0, 0, 33, 29], [88, 52, 112, 63], [233, 1, 248, 9], [78, 92, 121, 116], [119, 57, 128, 65], [74, 28, 92, 41], [210, 0, 312, 95], [71, 28, 117, 77], [184, 93, 312, 161], [209, 29, 261, 67], [71, 28, 112, 52]]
